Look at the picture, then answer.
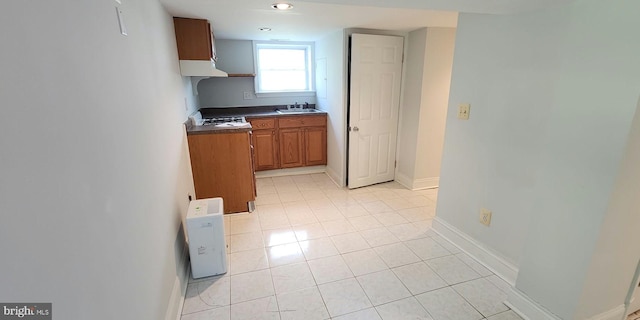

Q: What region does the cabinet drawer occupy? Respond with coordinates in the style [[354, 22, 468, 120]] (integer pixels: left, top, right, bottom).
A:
[[279, 115, 326, 128], [249, 117, 276, 130]]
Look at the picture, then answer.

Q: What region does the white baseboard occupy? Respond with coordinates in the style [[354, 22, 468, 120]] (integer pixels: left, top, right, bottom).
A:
[[395, 171, 413, 190], [413, 177, 439, 190], [164, 244, 190, 320], [506, 287, 562, 320], [164, 276, 185, 320], [628, 293, 640, 316], [394, 172, 439, 190], [255, 166, 326, 178], [586, 305, 627, 320], [433, 217, 629, 320], [432, 217, 519, 284], [325, 165, 344, 187], [507, 289, 626, 320]]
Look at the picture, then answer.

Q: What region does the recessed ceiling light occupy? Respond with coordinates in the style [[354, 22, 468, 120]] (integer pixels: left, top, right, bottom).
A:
[[271, 3, 293, 10], [259, 27, 272, 31]]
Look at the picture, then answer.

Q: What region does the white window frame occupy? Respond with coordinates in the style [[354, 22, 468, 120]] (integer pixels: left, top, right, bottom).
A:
[[253, 41, 315, 98]]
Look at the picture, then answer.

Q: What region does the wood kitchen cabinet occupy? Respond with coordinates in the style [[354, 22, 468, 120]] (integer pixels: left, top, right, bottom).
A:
[[278, 115, 328, 168], [247, 114, 327, 171], [187, 131, 255, 213], [279, 128, 305, 168], [305, 126, 327, 166], [173, 17, 216, 61], [248, 117, 279, 171]]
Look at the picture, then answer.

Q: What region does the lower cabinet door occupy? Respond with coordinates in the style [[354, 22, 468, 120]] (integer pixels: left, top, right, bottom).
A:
[[305, 127, 327, 166], [279, 128, 304, 168], [252, 129, 279, 171]]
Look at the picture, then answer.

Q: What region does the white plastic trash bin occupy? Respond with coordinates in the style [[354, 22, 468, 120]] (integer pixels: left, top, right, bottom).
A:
[[186, 197, 227, 278]]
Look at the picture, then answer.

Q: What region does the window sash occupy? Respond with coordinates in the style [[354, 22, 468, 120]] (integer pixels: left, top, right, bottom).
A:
[[254, 42, 314, 93]]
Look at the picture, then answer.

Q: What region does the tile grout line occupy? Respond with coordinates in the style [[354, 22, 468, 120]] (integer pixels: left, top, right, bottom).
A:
[[186, 175, 443, 320]]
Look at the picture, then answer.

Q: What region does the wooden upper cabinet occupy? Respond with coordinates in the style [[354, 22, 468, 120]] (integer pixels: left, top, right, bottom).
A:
[[173, 17, 216, 61]]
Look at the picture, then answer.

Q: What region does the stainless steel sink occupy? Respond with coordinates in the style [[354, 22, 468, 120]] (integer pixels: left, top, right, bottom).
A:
[[276, 109, 321, 114]]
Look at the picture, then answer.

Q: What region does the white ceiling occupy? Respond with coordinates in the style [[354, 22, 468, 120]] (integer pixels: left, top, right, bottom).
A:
[[159, 0, 574, 41]]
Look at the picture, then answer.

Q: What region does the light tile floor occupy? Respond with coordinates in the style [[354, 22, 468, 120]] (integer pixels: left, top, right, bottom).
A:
[[181, 173, 523, 320]]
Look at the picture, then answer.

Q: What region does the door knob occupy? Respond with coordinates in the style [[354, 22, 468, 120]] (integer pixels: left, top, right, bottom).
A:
[[353, 126, 359, 132]]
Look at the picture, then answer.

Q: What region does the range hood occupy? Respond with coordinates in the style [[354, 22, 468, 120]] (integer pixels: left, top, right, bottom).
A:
[[179, 60, 228, 77]]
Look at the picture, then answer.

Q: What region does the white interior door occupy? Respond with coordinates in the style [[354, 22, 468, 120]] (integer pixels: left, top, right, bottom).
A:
[[348, 34, 404, 189]]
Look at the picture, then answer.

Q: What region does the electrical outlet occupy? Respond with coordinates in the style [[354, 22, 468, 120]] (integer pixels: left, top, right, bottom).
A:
[[458, 103, 470, 120], [184, 97, 188, 111], [243, 91, 254, 100], [480, 208, 492, 226]]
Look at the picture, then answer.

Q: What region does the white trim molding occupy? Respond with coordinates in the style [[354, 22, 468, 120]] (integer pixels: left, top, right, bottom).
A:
[[165, 244, 190, 320], [395, 171, 413, 189], [586, 305, 627, 320], [165, 276, 186, 320], [395, 172, 439, 190], [506, 287, 562, 320], [325, 166, 344, 187], [413, 177, 439, 190], [432, 217, 519, 284]]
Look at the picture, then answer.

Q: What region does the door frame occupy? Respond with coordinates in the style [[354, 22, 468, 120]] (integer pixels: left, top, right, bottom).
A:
[[344, 30, 408, 188]]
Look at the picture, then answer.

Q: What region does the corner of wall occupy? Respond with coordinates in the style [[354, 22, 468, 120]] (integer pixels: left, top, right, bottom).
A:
[[325, 165, 344, 188], [431, 217, 519, 284], [413, 177, 439, 190], [395, 171, 414, 189], [506, 287, 562, 320]]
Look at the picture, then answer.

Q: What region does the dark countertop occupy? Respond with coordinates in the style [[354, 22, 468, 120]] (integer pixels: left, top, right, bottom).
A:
[[186, 105, 327, 135], [199, 105, 327, 118], [186, 123, 252, 135]]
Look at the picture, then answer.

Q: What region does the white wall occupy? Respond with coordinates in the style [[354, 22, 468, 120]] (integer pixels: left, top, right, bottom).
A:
[[396, 28, 427, 186], [575, 97, 640, 319], [198, 39, 317, 108], [315, 30, 346, 185], [437, 0, 640, 318], [397, 27, 455, 189], [0, 1, 195, 319], [414, 28, 455, 186]]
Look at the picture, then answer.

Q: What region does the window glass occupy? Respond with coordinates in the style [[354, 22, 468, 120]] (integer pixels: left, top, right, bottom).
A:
[[254, 43, 313, 93]]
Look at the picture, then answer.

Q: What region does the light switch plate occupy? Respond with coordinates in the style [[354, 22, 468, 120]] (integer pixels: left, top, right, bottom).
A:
[[458, 103, 470, 120], [480, 208, 492, 226]]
